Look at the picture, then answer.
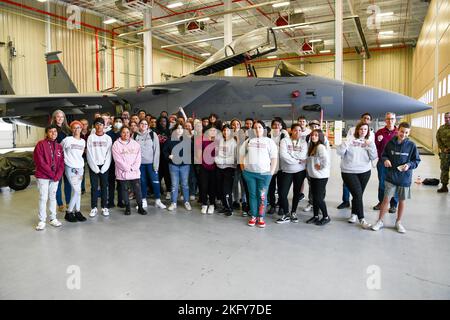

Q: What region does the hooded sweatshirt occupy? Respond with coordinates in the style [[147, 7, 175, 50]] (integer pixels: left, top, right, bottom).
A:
[[215, 138, 237, 169], [306, 144, 330, 179], [112, 138, 142, 181], [336, 139, 378, 173], [33, 138, 65, 181], [270, 129, 289, 172], [134, 130, 160, 170], [279, 136, 308, 173], [382, 136, 421, 187], [241, 136, 278, 174]]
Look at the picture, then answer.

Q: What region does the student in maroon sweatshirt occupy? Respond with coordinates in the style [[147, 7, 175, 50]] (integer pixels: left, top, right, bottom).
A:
[[33, 125, 65, 231]]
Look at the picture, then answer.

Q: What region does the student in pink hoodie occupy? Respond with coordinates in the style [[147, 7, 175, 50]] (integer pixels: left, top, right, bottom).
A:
[[112, 126, 147, 216]]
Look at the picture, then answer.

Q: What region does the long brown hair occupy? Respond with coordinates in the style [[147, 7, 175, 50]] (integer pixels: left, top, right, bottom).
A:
[[308, 129, 325, 156]]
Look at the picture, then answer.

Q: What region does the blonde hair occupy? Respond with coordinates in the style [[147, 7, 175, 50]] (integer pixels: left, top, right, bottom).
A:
[[50, 110, 70, 134]]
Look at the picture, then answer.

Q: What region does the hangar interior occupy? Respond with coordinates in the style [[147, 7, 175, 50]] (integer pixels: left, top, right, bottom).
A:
[[0, 0, 449, 299]]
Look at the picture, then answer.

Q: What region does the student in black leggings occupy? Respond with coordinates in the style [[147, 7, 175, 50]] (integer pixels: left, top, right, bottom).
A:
[[305, 129, 331, 226]]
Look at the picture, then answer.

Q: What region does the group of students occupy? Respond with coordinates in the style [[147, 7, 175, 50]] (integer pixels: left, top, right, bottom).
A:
[[33, 108, 421, 234]]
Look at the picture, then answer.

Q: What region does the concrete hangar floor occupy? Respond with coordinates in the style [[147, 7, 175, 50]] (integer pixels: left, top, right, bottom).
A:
[[0, 148, 449, 300]]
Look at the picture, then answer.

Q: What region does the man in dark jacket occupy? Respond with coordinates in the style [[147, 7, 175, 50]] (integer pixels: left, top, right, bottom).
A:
[[371, 122, 421, 234], [33, 125, 65, 231]]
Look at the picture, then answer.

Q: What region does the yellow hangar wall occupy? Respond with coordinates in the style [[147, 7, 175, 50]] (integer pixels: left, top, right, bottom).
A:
[[408, 0, 450, 152], [0, 0, 199, 146]]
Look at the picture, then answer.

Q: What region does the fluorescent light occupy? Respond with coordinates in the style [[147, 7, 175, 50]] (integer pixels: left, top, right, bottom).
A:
[[293, 24, 310, 29], [380, 44, 393, 47], [272, 2, 290, 8], [200, 53, 211, 56], [197, 17, 211, 22], [379, 30, 394, 35], [103, 18, 117, 24], [167, 2, 183, 9], [319, 50, 331, 53], [266, 55, 278, 59], [377, 12, 394, 17], [37, 0, 47, 2], [309, 39, 323, 43]]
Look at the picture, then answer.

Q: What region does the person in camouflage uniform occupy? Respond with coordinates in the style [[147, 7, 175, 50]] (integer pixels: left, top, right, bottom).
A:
[[437, 112, 450, 193]]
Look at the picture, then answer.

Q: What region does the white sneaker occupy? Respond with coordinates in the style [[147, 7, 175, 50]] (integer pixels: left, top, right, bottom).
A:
[[165, 193, 171, 200], [190, 195, 196, 201], [142, 199, 148, 208], [207, 205, 214, 215], [201, 205, 208, 214], [49, 219, 62, 227], [180, 195, 184, 201], [359, 219, 372, 229], [89, 207, 98, 218], [395, 221, 406, 233], [155, 199, 167, 209], [36, 222, 46, 231], [101, 208, 110, 217], [167, 203, 177, 211], [184, 202, 192, 211], [302, 203, 313, 212], [371, 220, 384, 231], [348, 214, 358, 224]]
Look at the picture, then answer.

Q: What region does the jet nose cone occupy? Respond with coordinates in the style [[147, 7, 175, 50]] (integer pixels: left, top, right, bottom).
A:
[[343, 82, 431, 119]]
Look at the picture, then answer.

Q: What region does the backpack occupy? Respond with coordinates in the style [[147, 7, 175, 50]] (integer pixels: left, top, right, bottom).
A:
[[422, 178, 440, 186]]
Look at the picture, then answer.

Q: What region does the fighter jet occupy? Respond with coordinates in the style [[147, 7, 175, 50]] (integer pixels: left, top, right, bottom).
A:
[[0, 27, 430, 127]]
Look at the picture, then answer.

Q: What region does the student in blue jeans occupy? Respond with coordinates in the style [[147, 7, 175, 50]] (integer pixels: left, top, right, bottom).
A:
[[163, 122, 192, 212], [240, 121, 278, 228]]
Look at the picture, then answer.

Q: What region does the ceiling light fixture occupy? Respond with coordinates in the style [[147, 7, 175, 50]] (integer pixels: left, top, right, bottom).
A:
[[167, 2, 183, 9], [103, 18, 117, 24], [379, 30, 394, 35], [319, 50, 331, 53], [272, 1, 290, 8], [197, 17, 211, 22], [377, 12, 394, 17], [380, 44, 393, 47], [308, 39, 323, 43], [266, 55, 278, 59], [201, 53, 211, 56]]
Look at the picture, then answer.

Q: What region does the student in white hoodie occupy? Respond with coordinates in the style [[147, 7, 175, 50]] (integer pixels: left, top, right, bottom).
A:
[[86, 117, 112, 218], [337, 122, 378, 229], [215, 124, 237, 216], [267, 117, 289, 215], [305, 129, 331, 226], [60, 121, 87, 223], [276, 123, 308, 224]]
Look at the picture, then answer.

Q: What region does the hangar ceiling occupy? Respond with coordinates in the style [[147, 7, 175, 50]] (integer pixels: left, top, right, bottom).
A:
[[15, 0, 433, 58]]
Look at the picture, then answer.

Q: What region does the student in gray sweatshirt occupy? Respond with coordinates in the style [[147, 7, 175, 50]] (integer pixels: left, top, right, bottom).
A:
[[337, 122, 378, 229], [134, 119, 166, 210], [276, 123, 308, 224], [215, 124, 237, 216]]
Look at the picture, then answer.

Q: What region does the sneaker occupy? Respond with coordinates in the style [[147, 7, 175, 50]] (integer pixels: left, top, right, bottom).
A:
[[49, 219, 62, 227], [359, 219, 372, 229], [437, 185, 448, 193], [125, 206, 131, 215], [224, 211, 233, 217], [201, 205, 208, 214], [315, 216, 331, 226], [184, 202, 192, 211], [64, 211, 77, 223], [35, 222, 46, 231], [276, 215, 290, 224], [371, 220, 384, 231], [302, 203, 313, 212], [155, 199, 167, 209], [248, 217, 257, 227], [74, 211, 87, 222], [257, 218, 266, 228], [89, 207, 98, 218], [290, 212, 299, 223], [242, 212, 248, 217], [306, 216, 319, 224], [337, 201, 350, 209], [395, 221, 406, 233], [373, 203, 381, 210], [299, 193, 305, 201], [165, 193, 171, 200], [348, 214, 358, 224], [138, 207, 147, 215], [142, 199, 148, 208], [101, 208, 109, 217], [167, 203, 177, 211], [190, 195, 196, 201], [389, 207, 397, 214], [207, 205, 214, 215]]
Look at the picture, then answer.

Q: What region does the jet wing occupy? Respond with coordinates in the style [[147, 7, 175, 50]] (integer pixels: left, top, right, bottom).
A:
[[0, 92, 117, 104]]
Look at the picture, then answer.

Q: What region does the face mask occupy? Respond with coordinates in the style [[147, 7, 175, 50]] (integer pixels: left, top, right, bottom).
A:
[[114, 123, 123, 130], [169, 122, 175, 129]]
